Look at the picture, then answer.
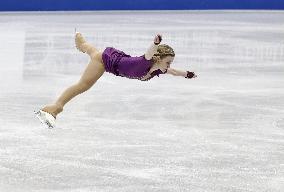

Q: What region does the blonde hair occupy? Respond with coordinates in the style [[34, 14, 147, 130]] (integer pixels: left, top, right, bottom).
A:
[[152, 44, 175, 63]]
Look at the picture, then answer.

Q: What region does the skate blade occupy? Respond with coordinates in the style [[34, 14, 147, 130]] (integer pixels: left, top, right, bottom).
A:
[[34, 110, 55, 129]]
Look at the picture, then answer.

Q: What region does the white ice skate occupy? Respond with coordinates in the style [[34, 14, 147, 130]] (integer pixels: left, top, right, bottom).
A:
[[34, 110, 56, 129]]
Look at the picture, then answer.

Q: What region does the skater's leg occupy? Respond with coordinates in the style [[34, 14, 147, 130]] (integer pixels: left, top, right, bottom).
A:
[[42, 53, 105, 118]]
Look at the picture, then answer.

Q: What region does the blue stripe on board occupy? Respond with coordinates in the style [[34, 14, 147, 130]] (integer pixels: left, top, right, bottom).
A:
[[0, 0, 284, 11]]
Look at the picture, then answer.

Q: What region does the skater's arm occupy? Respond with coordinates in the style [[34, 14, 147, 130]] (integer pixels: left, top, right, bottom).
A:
[[144, 34, 162, 60], [167, 68, 186, 77], [144, 44, 158, 60], [167, 68, 197, 78]]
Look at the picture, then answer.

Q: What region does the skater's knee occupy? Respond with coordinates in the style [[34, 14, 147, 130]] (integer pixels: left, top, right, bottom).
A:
[[90, 52, 102, 63]]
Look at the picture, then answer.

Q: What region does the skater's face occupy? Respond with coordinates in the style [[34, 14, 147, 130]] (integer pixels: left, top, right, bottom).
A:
[[156, 56, 174, 72]]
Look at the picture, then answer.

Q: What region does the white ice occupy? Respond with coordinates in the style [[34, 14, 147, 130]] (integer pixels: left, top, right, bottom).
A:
[[0, 11, 284, 192]]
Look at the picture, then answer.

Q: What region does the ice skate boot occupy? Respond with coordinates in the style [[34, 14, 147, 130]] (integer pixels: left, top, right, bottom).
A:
[[34, 110, 56, 129]]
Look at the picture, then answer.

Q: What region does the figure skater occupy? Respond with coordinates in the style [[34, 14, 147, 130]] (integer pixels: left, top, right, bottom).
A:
[[35, 32, 197, 128]]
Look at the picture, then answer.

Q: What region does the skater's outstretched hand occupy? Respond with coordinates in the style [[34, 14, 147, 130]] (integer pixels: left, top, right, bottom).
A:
[[154, 34, 162, 45], [185, 71, 197, 79]]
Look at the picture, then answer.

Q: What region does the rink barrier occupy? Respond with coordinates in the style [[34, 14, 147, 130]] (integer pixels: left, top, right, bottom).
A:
[[0, 0, 284, 11]]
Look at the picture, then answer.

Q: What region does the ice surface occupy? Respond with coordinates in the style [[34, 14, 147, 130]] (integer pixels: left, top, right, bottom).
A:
[[0, 11, 284, 192]]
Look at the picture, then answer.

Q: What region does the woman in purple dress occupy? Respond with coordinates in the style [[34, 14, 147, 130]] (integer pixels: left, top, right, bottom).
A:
[[35, 33, 197, 128]]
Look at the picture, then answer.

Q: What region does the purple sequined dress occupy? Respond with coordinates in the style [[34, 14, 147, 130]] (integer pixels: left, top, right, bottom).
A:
[[102, 47, 167, 81]]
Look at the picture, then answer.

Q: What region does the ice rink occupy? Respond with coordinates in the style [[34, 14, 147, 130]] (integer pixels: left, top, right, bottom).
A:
[[0, 11, 284, 191]]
